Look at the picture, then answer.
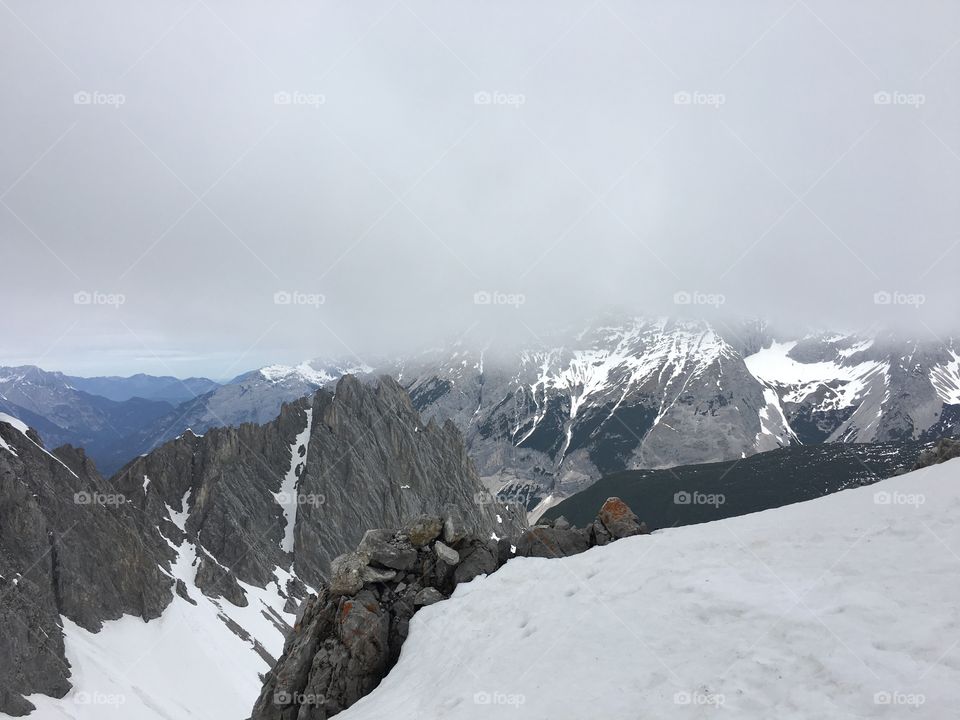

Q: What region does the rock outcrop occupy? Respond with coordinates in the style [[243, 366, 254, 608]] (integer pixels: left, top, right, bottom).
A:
[[914, 438, 960, 469], [251, 498, 646, 719]]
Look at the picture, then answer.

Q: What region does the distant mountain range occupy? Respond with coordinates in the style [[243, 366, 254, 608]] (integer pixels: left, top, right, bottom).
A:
[[2, 316, 958, 503]]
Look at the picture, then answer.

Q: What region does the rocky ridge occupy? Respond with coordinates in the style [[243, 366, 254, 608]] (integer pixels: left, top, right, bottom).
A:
[[251, 497, 644, 719]]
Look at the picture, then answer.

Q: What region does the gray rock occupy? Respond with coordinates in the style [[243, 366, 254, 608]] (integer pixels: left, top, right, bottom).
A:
[[358, 529, 418, 571], [453, 540, 499, 585], [433, 541, 460, 566], [553, 516, 571, 530], [515, 527, 590, 558], [195, 552, 249, 607], [413, 587, 444, 606], [442, 510, 469, 545], [360, 565, 397, 584], [329, 552, 367, 597], [405, 515, 443, 547]]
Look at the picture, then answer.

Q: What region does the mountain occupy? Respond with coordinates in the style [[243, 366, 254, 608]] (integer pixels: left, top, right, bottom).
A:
[[329, 456, 960, 719], [0, 377, 521, 717], [541, 439, 930, 530], [0, 366, 176, 463], [393, 318, 960, 515], [64, 373, 220, 404]]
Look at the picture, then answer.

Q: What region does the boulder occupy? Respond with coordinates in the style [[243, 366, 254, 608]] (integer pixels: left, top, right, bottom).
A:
[[597, 497, 647, 540], [442, 511, 468, 545], [329, 552, 367, 597], [360, 565, 397, 584], [358, 529, 417, 571], [194, 553, 248, 607], [434, 541, 460, 566], [553, 516, 571, 531], [515, 527, 590, 559], [405, 515, 443, 547]]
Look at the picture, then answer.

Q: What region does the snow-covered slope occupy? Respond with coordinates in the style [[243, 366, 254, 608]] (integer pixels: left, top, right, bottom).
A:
[[340, 458, 960, 720]]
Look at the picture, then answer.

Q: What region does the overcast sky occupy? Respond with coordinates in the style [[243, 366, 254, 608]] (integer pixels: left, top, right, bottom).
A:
[[1, 0, 958, 378]]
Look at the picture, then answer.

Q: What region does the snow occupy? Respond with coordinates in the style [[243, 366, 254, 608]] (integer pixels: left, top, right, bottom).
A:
[[930, 349, 960, 405], [259, 361, 372, 387], [24, 509, 298, 720], [745, 341, 886, 409], [273, 408, 313, 554], [341, 459, 960, 720]]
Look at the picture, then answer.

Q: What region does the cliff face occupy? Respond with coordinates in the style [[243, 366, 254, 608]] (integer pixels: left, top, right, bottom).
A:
[[0, 377, 523, 715]]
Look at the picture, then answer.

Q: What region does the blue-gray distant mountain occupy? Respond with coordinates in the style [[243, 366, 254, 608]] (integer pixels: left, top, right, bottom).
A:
[[65, 373, 220, 404]]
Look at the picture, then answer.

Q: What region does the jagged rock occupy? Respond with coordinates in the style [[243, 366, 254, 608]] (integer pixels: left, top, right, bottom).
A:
[[497, 538, 515, 565], [516, 527, 591, 558], [554, 516, 571, 530], [175, 579, 197, 606], [915, 438, 960, 469], [358, 529, 417, 571], [591, 518, 613, 546], [405, 515, 443, 547], [454, 540, 498, 584], [598, 497, 648, 539], [434, 541, 460, 566], [413, 587, 444, 606], [194, 553, 249, 607], [329, 552, 368, 597]]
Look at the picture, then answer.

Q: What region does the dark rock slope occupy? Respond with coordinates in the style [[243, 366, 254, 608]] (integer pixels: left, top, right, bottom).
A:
[[0, 420, 172, 716]]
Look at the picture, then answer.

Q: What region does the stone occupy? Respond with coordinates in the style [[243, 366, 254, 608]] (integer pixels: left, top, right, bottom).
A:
[[358, 529, 418, 571], [194, 553, 249, 607], [597, 497, 647, 540], [515, 527, 590, 559], [553, 516, 571, 531], [329, 552, 367, 597], [175, 579, 197, 606], [405, 515, 443, 547], [496, 538, 515, 565], [360, 565, 397, 584], [413, 587, 444, 606], [453, 540, 499, 585], [434, 541, 460, 566], [442, 511, 468, 545]]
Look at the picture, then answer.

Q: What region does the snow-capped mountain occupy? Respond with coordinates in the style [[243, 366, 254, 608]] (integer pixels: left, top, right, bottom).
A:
[[392, 318, 959, 514]]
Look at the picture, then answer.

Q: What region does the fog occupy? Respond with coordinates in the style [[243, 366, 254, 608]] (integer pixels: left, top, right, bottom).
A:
[[1, 0, 958, 377]]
